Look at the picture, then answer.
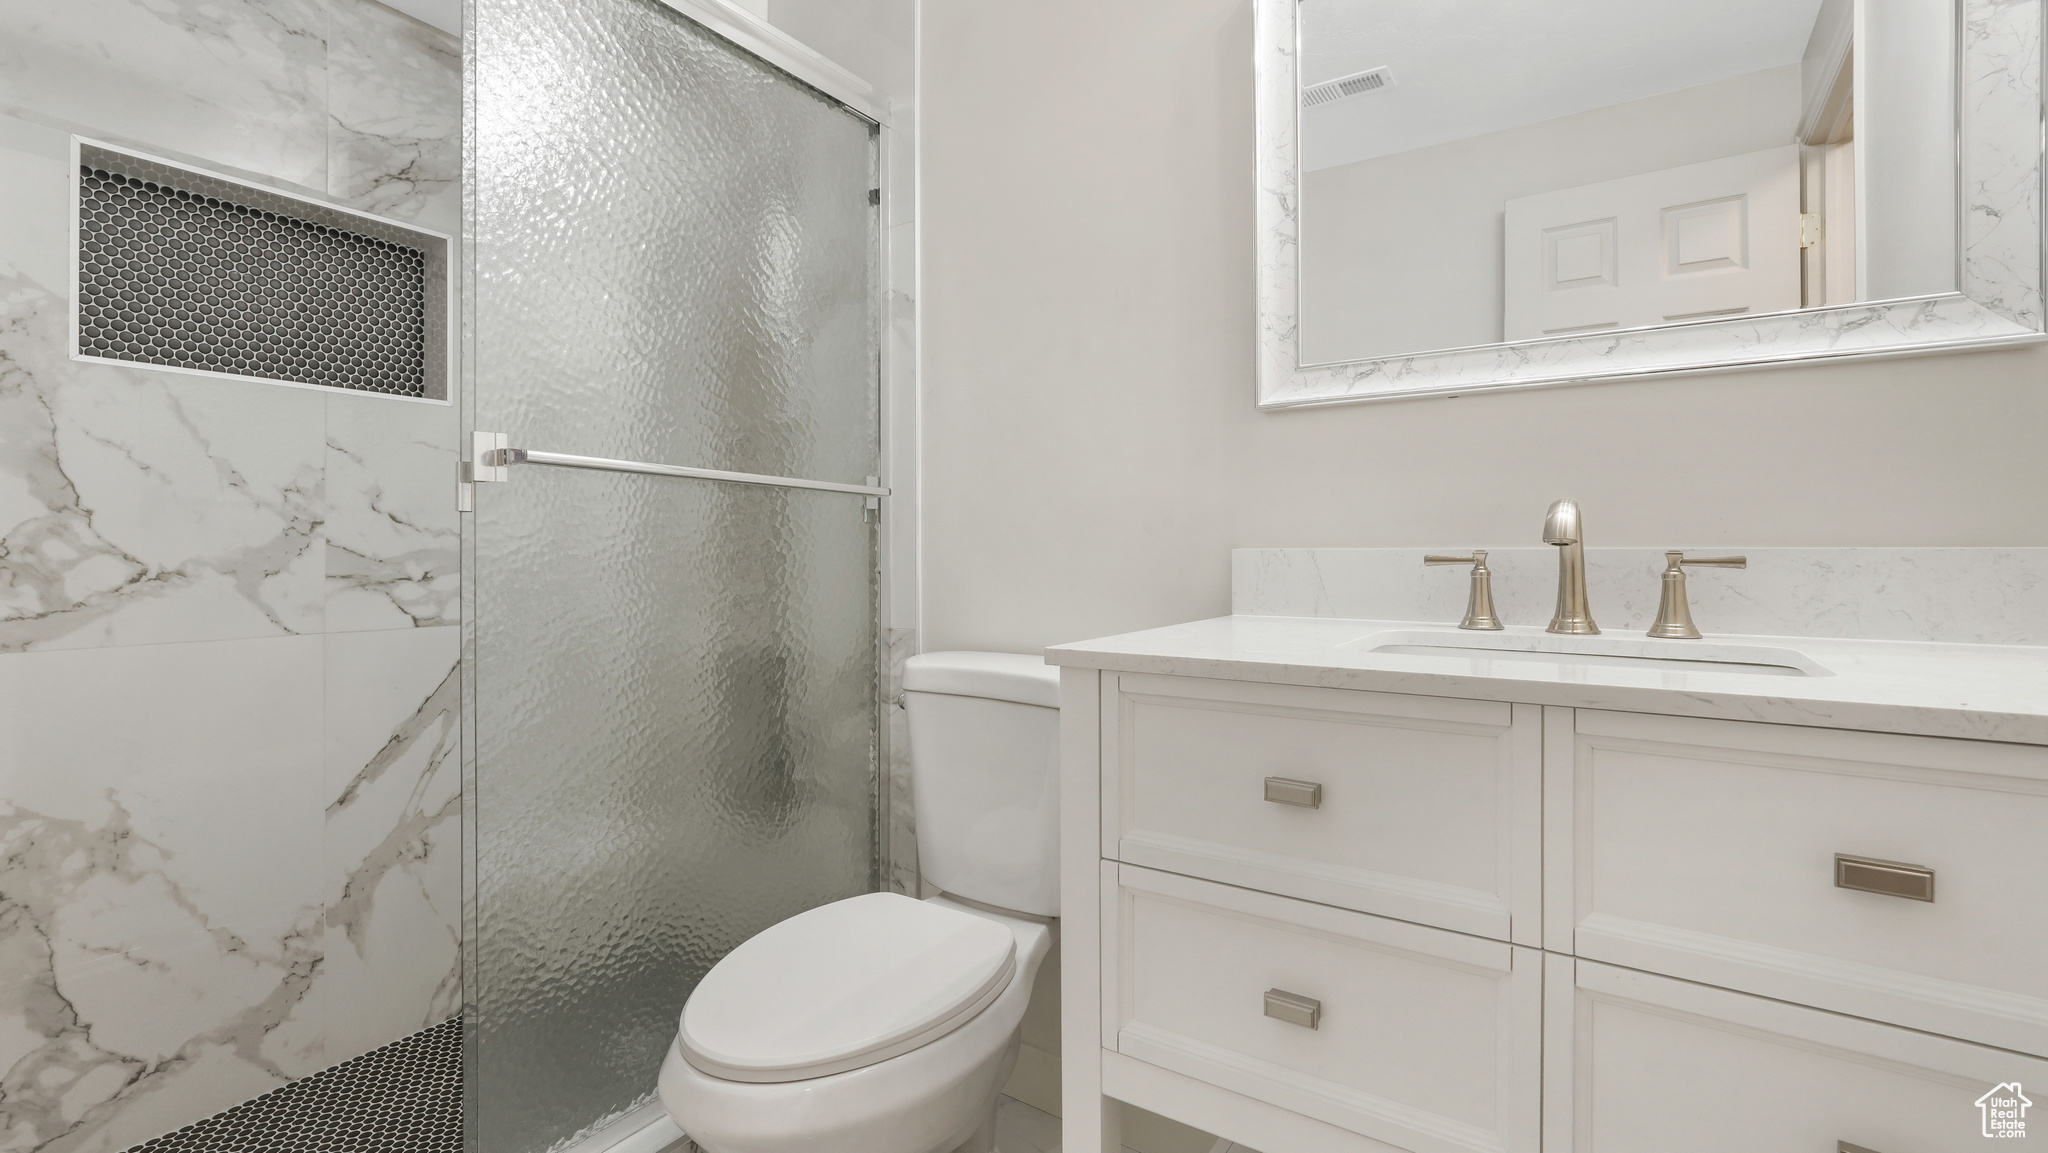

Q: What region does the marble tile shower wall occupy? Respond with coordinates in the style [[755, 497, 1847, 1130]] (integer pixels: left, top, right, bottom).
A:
[[0, 3, 461, 1151]]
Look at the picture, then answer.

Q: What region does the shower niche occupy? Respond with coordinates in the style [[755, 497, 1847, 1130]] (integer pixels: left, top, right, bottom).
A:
[[70, 137, 451, 403]]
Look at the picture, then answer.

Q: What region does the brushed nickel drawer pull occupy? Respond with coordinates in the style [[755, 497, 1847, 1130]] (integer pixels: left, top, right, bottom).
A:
[[1264, 777, 1322, 808], [1263, 988, 1321, 1029], [1839, 1142, 1884, 1153], [1835, 854, 1935, 902]]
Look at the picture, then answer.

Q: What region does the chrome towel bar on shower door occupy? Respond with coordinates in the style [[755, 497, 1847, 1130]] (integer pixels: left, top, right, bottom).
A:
[[466, 430, 889, 500], [485, 447, 888, 496]]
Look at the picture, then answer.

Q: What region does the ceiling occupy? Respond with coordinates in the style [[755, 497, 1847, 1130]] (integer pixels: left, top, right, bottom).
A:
[[1301, 0, 1826, 171]]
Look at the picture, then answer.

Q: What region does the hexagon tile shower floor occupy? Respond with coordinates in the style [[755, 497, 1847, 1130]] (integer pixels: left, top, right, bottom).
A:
[[121, 1018, 461, 1153]]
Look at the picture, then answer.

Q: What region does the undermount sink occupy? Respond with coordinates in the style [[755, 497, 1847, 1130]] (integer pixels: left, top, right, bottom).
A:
[[1345, 629, 1832, 678]]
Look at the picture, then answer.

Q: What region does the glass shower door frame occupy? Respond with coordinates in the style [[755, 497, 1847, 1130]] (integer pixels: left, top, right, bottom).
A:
[[457, 2, 906, 1148]]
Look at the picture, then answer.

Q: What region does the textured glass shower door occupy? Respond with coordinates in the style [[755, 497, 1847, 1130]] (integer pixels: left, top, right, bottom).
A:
[[466, 1, 880, 1149]]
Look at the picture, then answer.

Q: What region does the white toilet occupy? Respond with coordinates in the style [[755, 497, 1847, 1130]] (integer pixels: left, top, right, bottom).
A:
[[658, 651, 1061, 1153]]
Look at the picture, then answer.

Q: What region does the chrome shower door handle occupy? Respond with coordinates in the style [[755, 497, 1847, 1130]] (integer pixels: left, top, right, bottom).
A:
[[1264, 988, 1321, 1029], [468, 433, 890, 497]]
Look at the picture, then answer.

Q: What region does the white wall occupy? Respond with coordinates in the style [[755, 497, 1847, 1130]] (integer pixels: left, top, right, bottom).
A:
[[919, 0, 2048, 657], [1857, 0, 1957, 299], [920, 5, 2044, 1149], [1799, 0, 1853, 125], [1300, 64, 1802, 364], [768, 0, 912, 98]]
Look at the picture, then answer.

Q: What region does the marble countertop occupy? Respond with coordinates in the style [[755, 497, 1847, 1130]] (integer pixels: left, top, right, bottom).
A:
[[1044, 616, 2048, 745]]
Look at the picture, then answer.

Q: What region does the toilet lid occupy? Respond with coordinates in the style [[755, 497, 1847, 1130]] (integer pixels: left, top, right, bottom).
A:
[[678, 892, 1017, 1083]]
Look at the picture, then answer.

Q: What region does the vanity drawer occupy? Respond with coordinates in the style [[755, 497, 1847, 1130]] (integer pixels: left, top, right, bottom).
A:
[[1105, 863, 1541, 1153], [1551, 957, 2048, 1152], [1102, 672, 1540, 943], [1550, 709, 2048, 1055]]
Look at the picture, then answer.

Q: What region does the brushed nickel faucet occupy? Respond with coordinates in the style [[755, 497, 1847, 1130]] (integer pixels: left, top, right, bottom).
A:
[[1646, 551, 1747, 638], [1542, 499, 1599, 635], [1423, 550, 1504, 630]]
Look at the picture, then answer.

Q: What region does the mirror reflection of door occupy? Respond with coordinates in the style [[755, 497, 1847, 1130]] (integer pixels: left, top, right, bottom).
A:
[[1296, 0, 1957, 366], [1502, 147, 1802, 341], [1799, 0, 1858, 308]]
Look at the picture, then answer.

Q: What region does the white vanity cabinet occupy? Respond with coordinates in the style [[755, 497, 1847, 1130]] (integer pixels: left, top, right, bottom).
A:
[[1101, 673, 1541, 944], [1059, 666, 2048, 1153], [1546, 958, 2048, 1152], [1550, 708, 2048, 1058], [1105, 864, 1541, 1153]]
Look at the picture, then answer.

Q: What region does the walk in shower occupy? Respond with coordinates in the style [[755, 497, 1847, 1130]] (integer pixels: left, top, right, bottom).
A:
[[464, 0, 889, 1148]]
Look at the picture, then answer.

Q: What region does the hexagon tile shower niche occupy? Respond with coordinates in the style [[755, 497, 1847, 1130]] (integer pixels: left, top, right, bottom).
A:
[[70, 138, 451, 403]]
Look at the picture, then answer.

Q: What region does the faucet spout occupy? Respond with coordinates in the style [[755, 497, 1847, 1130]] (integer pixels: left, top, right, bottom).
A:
[[1543, 499, 1599, 635]]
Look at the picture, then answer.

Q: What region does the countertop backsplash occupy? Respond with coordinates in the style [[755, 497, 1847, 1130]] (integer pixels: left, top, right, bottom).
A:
[[1233, 548, 2048, 647]]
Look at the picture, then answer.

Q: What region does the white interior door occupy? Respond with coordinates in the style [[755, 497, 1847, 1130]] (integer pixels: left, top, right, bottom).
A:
[[1503, 145, 1802, 341]]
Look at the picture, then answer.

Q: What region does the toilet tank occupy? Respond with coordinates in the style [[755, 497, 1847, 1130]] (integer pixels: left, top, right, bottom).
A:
[[903, 651, 1061, 917]]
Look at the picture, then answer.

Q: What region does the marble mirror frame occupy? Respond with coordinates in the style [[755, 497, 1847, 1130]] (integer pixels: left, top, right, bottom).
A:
[[1254, 0, 2047, 410]]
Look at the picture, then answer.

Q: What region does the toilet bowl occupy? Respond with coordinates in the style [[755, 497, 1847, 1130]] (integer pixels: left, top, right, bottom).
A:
[[658, 895, 1051, 1153], [658, 652, 1062, 1153]]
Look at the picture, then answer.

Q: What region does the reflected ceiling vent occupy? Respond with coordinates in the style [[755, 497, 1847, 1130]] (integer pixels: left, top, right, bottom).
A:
[[1302, 66, 1396, 108]]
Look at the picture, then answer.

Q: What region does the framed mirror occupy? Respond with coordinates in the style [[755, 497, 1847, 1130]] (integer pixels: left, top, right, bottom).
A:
[[1255, 0, 2045, 409]]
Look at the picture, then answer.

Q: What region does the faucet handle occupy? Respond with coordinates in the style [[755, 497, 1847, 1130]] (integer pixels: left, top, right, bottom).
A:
[[1670, 551, 1747, 569], [1423, 551, 1504, 631], [1648, 551, 1748, 639]]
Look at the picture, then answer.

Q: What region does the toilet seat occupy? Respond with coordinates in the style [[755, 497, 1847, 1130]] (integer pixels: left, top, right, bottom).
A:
[[660, 899, 1053, 1153], [678, 892, 1016, 1084]]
